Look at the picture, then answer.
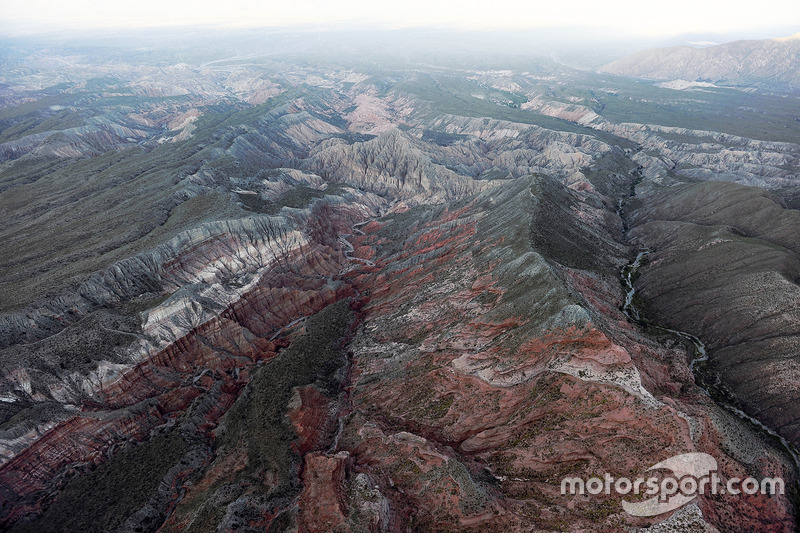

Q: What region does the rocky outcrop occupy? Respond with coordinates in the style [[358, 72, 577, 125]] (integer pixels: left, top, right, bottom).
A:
[[0, 210, 359, 528], [522, 95, 800, 191], [306, 129, 489, 204], [297, 452, 350, 532], [157, 299, 356, 533]]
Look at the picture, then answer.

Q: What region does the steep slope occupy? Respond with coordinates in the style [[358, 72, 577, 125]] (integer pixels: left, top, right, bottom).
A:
[[628, 181, 800, 447]]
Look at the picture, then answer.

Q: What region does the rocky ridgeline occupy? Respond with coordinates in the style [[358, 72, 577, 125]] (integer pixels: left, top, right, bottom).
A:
[[306, 129, 490, 204], [521, 97, 800, 190], [0, 216, 305, 346], [422, 114, 613, 182], [133, 177, 796, 531], [279, 178, 794, 530], [0, 163, 391, 414]]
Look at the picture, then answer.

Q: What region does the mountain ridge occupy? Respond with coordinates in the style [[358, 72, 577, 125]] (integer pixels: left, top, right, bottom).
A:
[[599, 35, 800, 92]]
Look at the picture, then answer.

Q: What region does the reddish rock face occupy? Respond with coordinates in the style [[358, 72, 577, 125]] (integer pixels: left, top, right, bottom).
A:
[[297, 452, 350, 532], [287, 386, 339, 456]]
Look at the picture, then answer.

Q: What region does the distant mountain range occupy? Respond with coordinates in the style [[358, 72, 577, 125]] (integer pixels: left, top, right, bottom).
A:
[[600, 34, 800, 92]]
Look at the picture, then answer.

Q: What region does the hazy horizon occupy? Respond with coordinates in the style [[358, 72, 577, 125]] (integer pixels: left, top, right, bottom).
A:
[[2, 0, 800, 41]]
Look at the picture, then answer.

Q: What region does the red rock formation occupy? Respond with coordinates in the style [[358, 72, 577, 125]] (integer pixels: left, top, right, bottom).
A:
[[324, 179, 798, 531], [297, 452, 350, 532], [287, 386, 339, 455], [0, 206, 361, 529]]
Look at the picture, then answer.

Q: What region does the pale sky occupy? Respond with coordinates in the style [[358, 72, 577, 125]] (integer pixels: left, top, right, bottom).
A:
[[2, 0, 800, 37]]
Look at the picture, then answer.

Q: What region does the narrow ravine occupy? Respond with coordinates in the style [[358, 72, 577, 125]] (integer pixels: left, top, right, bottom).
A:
[[621, 250, 800, 470], [622, 250, 708, 371]]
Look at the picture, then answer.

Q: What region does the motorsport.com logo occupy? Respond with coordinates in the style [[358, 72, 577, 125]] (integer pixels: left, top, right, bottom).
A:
[[561, 453, 784, 517]]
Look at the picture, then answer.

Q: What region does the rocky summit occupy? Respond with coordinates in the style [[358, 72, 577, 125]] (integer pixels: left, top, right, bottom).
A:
[[0, 28, 799, 532]]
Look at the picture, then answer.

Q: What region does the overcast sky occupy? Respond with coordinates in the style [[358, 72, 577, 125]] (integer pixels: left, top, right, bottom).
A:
[[2, 0, 800, 37]]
